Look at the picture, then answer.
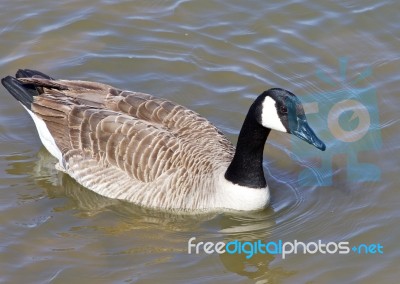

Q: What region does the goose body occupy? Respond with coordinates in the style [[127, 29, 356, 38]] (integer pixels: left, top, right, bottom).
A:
[[2, 69, 325, 211]]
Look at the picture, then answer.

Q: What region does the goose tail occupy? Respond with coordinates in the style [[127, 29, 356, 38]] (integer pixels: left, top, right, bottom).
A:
[[1, 69, 64, 162], [1, 69, 53, 109]]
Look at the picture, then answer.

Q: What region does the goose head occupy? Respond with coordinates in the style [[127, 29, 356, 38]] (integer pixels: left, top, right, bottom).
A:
[[256, 88, 326, 151], [225, 88, 325, 189]]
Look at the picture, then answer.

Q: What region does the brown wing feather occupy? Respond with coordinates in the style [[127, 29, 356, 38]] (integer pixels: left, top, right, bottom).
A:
[[104, 89, 229, 140], [60, 106, 175, 182], [19, 77, 235, 185]]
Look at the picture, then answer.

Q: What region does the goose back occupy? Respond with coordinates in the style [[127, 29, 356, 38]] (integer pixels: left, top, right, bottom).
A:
[[17, 77, 236, 209]]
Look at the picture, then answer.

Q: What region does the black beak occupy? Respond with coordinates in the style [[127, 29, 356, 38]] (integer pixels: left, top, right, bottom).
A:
[[291, 118, 326, 151]]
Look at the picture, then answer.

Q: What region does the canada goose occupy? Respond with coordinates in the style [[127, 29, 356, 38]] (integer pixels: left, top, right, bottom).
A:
[[1, 69, 325, 211]]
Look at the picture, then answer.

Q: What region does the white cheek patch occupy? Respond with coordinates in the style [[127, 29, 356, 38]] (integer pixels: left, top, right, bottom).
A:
[[261, 96, 287, 133]]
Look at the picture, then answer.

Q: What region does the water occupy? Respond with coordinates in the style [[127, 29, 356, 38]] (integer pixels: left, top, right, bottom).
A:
[[0, 0, 399, 283]]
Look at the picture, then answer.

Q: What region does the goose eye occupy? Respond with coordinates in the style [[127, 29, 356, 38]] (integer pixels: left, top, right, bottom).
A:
[[280, 106, 287, 114]]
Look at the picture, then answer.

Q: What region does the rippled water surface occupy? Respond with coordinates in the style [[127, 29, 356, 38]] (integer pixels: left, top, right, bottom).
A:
[[1, 0, 399, 283]]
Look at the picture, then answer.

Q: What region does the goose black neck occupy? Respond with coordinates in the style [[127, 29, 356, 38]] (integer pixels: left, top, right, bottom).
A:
[[225, 105, 270, 188]]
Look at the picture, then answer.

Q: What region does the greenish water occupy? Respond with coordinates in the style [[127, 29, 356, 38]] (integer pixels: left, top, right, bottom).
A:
[[0, 0, 399, 283]]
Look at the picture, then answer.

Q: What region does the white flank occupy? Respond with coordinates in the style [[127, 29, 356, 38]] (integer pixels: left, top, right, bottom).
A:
[[22, 105, 63, 163], [214, 169, 270, 211], [261, 96, 287, 132]]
